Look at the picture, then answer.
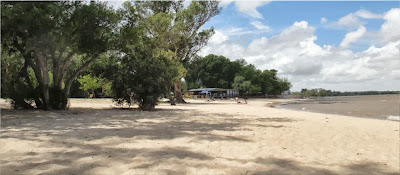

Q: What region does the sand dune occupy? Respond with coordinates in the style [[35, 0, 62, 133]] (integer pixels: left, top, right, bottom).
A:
[[1, 98, 399, 174]]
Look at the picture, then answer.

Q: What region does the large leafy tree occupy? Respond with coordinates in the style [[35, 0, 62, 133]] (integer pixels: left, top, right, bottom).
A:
[[140, 1, 221, 103], [109, 2, 182, 111], [185, 54, 241, 89], [1, 2, 119, 109], [77, 74, 102, 97], [232, 76, 261, 96], [185, 54, 292, 96], [260, 69, 291, 95]]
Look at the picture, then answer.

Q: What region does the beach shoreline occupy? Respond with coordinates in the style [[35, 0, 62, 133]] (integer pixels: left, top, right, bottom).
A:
[[1, 98, 399, 174], [274, 94, 400, 121]]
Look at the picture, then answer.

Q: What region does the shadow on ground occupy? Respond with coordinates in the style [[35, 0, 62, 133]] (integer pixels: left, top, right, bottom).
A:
[[1, 107, 398, 175]]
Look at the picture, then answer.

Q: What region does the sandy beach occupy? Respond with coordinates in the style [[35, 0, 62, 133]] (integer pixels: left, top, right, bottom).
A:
[[1, 98, 399, 175]]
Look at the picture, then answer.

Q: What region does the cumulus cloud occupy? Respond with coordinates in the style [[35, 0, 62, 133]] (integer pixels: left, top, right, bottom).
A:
[[234, 1, 270, 19], [340, 26, 367, 48], [336, 13, 365, 29], [200, 18, 400, 91], [355, 9, 382, 19], [335, 9, 382, 29], [379, 8, 400, 43], [250, 21, 271, 31], [219, 0, 235, 7], [209, 30, 229, 44]]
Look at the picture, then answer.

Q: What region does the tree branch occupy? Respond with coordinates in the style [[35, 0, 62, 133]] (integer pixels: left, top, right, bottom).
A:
[[57, 51, 76, 87], [64, 54, 99, 96]]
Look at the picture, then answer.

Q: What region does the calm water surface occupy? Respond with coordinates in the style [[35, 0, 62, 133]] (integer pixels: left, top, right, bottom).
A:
[[278, 94, 400, 120]]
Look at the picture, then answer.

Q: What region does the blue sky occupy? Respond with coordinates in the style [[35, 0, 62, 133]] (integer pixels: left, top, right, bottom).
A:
[[203, 1, 398, 50], [199, 1, 400, 91], [108, 1, 400, 91]]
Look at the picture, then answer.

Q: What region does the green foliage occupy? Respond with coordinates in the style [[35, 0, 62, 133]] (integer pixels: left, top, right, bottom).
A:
[[186, 54, 241, 89], [181, 81, 188, 94], [102, 81, 113, 97], [186, 54, 292, 95], [112, 54, 181, 111], [232, 76, 261, 96], [1, 51, 24, 98], [77, 74, 102, 94], [110, 3, 183, 110], [133, 1, 222, 102], [1, 1, 119, 109]]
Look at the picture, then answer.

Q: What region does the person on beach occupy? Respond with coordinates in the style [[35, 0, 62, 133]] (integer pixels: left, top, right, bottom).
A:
[[244, 97, 248, 104], [206, 96, 215, 102], [235, 97, 241, 104]]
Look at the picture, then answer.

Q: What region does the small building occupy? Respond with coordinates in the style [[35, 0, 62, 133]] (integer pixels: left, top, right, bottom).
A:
[[187, 88, 239, 98]]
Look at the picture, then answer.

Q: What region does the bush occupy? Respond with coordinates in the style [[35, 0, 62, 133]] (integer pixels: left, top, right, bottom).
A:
[[112, 53, 181, 111]]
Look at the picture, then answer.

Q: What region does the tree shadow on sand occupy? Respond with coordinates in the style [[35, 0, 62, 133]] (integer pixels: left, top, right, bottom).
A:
[[0, 107, 296, 174], [1, 108, 398, 175], [242, 157, 400, 175]]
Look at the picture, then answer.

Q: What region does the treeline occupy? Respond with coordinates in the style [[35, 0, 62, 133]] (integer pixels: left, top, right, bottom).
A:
[[1, 1, 291, 111], [1, 1, 221, 110], [185, 54, 291, 96], [294, 88, 399, 98]]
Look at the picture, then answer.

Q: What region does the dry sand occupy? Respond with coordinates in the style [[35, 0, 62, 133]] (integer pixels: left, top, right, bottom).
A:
[[1, 98, 399, 175]]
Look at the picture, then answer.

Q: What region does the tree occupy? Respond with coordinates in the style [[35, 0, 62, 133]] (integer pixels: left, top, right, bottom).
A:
[[1, 2, 119, 109], [232, 76, 260, 96], [140, 1, 221, 103], [109, 2, 182, 111], [185, 54, 241, 89], [172, 1, 221, 103], [185, 54, 292, 95], [77, 75, 101, 97]]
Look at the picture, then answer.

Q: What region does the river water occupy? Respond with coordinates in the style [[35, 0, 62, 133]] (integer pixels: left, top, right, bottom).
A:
[[277, 94, 400, 121]]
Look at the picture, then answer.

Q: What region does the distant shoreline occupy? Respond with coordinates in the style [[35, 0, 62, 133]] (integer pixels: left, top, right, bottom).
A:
[[275, 94, 400, 121]]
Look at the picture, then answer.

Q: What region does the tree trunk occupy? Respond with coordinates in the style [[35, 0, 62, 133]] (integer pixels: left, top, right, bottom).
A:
[[20, 60, 43, 108], [64, 54, 98, 98], [174, 79, 186, 103], [34, 48, 51, 110]]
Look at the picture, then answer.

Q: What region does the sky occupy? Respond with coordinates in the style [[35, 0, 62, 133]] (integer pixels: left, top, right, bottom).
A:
[[108, 1, 400, 92]]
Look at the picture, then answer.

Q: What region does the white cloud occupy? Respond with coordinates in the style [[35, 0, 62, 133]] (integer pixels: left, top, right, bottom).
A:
[[335, 9, 382, 29], [336, 13, 364, 29], [199, 42, 245, 61], [320, 17, 327, 24], [219, 0, 234, 7], [340, 26, 367, 48], [379, 8, 400, 43], [250, 21, 271, 31], [234, 1, 270, 19], [200, 18, 400, 91], [209, 30, 229, 44], [354, 9, 382, 19]]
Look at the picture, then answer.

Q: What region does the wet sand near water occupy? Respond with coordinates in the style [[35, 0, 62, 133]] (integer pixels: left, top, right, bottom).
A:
[[278, 95, 400, 120]]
